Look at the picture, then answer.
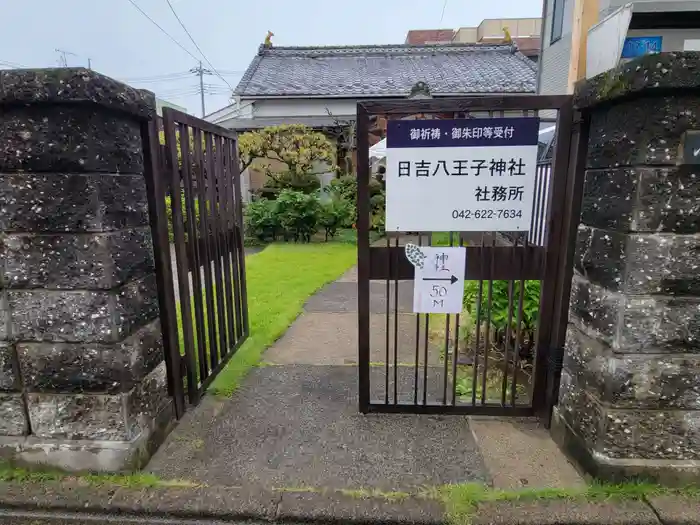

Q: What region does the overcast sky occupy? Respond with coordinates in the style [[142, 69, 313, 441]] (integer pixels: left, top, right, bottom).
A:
[[1, 0, 543, 116]]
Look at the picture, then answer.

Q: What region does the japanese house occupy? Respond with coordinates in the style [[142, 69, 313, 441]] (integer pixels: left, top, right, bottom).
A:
[[205, 42, 537, 200]]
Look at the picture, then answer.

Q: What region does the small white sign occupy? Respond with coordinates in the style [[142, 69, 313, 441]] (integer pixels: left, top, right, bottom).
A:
[[385, 118, 540, 232], [406, 245, 466, 314]]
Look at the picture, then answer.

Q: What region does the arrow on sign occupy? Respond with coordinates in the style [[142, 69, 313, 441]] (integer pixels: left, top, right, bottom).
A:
[[423, 275, 459, 285], [694, 147, 700, 157]]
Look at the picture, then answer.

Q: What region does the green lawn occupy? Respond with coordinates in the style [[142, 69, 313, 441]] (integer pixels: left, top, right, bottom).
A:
[[207, 243, 357, 396]]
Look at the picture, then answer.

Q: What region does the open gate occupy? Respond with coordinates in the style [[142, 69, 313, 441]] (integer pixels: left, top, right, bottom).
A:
[[356, 95, 588, 420], [142, 107, 249, 418]]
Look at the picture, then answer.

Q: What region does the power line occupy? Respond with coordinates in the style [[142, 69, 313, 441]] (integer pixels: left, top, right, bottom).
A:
[[122, 71, 192, 82], [164, 0, 233, 91], [440, 0, 448, 23], [125, 0, 201, 63], [0, 59, 29, 68]]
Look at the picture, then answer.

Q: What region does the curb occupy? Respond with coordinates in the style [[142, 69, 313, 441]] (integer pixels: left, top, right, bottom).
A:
[[0, 481, 444, 524], [1, 481, 699, 524]]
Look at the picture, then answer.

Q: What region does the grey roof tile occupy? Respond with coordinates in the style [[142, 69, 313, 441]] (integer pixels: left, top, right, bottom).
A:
[[234, 43, 537, 97]]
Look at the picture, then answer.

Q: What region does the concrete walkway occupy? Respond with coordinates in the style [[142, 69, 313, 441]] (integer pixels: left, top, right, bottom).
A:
[[147, 263, 583, 492]]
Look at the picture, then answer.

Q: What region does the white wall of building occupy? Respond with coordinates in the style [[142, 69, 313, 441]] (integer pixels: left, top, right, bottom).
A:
[[538, 0, 700, 97], [253, 98, 356, 118]]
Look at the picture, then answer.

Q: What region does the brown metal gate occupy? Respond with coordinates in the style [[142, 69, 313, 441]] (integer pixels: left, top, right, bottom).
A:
[[356, 95, 587, 420], [142, 107, 249, 418]]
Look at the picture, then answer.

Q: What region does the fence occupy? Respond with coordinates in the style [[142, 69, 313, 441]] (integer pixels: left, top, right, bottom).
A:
[[355, 95, 584, 419], [143, 107, 249, 418]]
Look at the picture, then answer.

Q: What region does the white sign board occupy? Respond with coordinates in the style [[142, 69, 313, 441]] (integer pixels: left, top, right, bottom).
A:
[[586, 3, 632, 78], [406, 244, 466, 314], [385, 117, 540, 232]]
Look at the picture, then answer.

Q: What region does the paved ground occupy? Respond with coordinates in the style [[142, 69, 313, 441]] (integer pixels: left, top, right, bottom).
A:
[[148, 259, 583, 491]]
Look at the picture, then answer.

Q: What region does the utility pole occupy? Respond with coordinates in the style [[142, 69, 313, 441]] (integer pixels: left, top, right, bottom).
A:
[[189, 61, 212, 117], [55, 48, 92, 69], [55, 48, 72, 67]]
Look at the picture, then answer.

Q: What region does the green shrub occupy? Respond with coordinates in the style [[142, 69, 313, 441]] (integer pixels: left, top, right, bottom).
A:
[[462, 279, 541, 334], [319, 198, 354, 241], [244, 198, 279, 243], [165, 191, 203, 243], [274, 190, 322, 243], [328, 175, 385, 231], [264, 170, 321, 195]]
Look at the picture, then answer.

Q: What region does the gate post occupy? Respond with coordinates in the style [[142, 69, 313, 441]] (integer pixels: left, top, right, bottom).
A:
[[551, 52, 700, 484], [0, 68, 174, 471]]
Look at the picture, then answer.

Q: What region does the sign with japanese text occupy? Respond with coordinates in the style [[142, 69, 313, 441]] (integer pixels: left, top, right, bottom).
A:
[[406, 244, 466, 314], [621, 36, 662, 59], [385, 117, 540, 232]]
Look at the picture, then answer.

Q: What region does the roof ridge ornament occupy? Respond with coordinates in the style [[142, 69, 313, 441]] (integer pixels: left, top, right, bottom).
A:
[[408, 81, 432, 99]]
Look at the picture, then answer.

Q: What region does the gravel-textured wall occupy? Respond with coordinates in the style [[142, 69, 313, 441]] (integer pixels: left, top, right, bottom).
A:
[[0, 68, 173, 471], [552, 52, 700, 484]]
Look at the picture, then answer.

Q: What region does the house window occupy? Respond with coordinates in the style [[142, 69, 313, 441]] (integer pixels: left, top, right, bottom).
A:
[[551, 0, 566, 44]]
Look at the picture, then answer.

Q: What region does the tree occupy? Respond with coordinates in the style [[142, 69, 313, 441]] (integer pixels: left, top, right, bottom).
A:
[[325, 109, 355, 176], [237, 124, 336, 176]]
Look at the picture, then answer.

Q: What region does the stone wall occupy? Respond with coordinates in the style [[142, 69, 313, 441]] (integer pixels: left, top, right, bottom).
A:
[[551, 52, 700, 484], [0, 68, 173, 471]]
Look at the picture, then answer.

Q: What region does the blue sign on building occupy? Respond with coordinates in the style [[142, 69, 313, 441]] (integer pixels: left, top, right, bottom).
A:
[[621, 36, 663, 59]]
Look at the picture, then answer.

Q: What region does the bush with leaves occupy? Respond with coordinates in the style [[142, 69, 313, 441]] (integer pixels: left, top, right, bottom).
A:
[[274, 190, 322, 243], [238, 124, 336, 176], [319, 198, 353, 241], [328, 175, 386, 231], [165, 191, 203, 243], [244, 198, 280, 243], [257, 170, 321, 200], [462, 279, 541, 361]]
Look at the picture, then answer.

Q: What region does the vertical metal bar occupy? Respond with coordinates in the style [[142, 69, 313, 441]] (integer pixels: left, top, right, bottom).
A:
[[385, 235, 391, 404], [544, 111, 590, 424], [511, 238, 527, 407], [181, 124, 209, 383], [451, 233, 462, 405], [141, 118, 186, 418], [213, 135, 232, 352], [443, 232, 453, 405], [356, 103, 371, 413], [532, 98, 574, 415], [162, 109, 198, 404], [393, 236, 399, 404], [229, 138, 249, 338], [528, 164, 542, 244], [471, 245, 485, 406], [219, 137, 239, 348], [423, 234, 431, 406], [480, 240, 495, 405], [193, 129, 218, 377], [501, 237, 518, 406], [214, 135, 236, 359], [414, 234, 422, 405], [206, 132, 228, 371]]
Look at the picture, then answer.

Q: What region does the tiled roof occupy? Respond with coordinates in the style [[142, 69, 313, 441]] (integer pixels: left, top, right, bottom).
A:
[[480, 36, 541, 57], [405, 29, 456, 44], [233, 43, 537, 98]]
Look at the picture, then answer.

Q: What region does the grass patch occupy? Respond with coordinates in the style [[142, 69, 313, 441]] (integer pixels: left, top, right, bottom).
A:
[[442, 481, 700, 525], [245, 228, 384, 248], [0, 462, 196, 488], [431, 232, 461, 247], [208, 243, 357, 397]]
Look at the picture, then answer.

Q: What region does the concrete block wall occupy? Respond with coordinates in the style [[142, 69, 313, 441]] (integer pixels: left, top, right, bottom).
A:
[[0, 68, 173, 471], [551, 52, 700, 484]]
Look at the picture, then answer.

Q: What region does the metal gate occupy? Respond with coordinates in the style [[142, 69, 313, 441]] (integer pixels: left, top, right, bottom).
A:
[[142, 107, 249, 419], [356, 95, 588, 419]]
